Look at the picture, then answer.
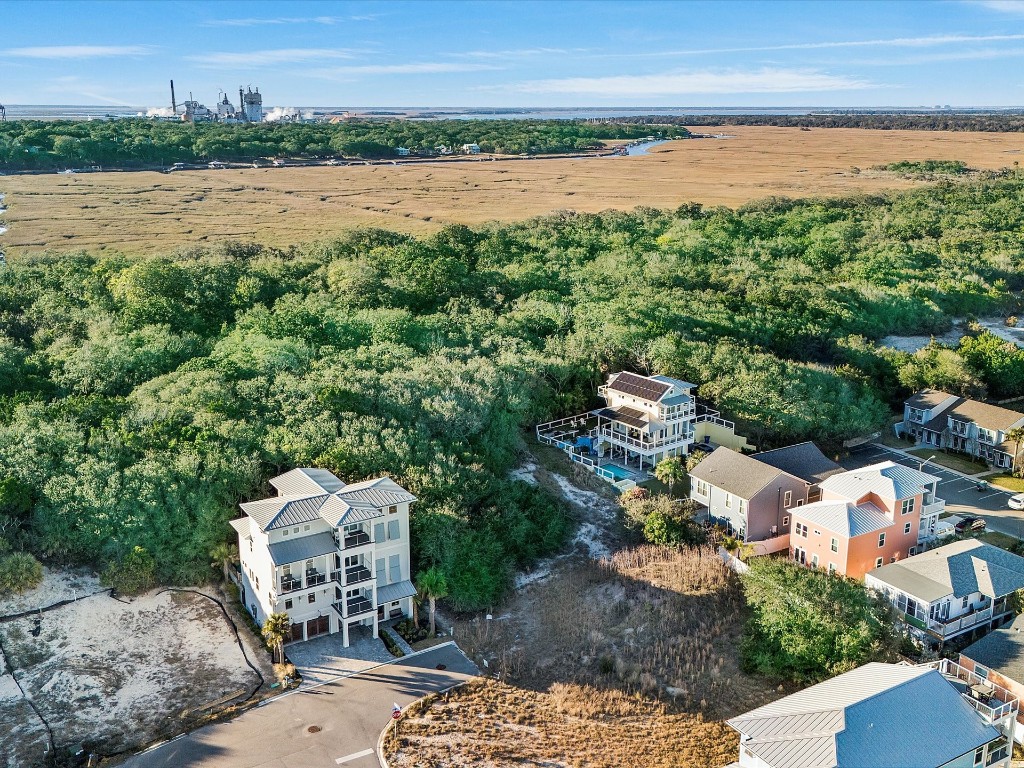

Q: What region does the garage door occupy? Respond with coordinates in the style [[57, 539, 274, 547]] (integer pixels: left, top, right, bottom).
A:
[[306, 616, 329, 639], [289, 622, 304, 643]]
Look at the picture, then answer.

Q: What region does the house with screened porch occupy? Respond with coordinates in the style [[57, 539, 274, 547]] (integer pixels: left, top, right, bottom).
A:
[[230, 468, 417, 647]]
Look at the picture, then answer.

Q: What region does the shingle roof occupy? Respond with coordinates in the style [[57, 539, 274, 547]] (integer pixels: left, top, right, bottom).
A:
[[689, 447, 788, 500], [606, 372, 671, 402], [944, 399, 1024, 433], [906, 389, 957, 410], [795, 500, 893, 538], [752, 442, 844, 485], [819, 461, 939, 502], [868, 539, 1024, 603], [239, 470, 416, 532], [728, 663, 999, 768], [961, 613, 1024, 684], [267, 531, 338, 566]]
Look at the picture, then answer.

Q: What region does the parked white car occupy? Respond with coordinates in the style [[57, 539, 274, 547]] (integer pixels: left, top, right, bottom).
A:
[[1008, 493, 1024, 510]]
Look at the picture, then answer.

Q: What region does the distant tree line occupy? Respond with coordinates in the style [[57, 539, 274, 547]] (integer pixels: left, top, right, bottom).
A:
[[0, 119, 690, 170], [609, 113, 1024, 132], [1, 177, 1024, 607]]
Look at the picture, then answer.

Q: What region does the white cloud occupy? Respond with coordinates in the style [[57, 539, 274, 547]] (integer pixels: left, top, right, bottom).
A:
[[970, 1, 1024, 13], [4, 45, 154, 59], [452, 47, 576, 59], [309, 62, 503, 78], [187, 49, 362, 67], [201, 15, 377, 27], [610, 33, 1024, 58], [504, 68, 875, 96]]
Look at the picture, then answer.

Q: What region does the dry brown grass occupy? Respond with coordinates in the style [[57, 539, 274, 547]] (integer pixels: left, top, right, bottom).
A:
[[4, 125, 1024, 255], [387, 545, 780, 768]]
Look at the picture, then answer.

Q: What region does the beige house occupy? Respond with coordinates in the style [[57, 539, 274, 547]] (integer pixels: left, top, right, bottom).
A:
[[231, 468, 417, 647]]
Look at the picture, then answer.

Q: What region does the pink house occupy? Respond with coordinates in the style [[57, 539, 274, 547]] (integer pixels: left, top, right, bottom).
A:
[[789, 461, 943, 580]]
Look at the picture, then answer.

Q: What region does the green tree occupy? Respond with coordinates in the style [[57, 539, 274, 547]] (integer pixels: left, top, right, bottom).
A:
[[0, 552, 44, 593], [1007, 426, 1024, 477], [415, 566, 449, 637], [740, 558, 899, 683], [210, 542, 239, 584], [102, 546, 157, 596], [654, 456, 686, 496], [685, 452, 705, 473], [262, 612, 290, 664]]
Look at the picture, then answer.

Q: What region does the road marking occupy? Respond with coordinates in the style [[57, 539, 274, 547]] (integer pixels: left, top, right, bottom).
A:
[[336, 748, 374, 764], [979, 492, 1008, 501]]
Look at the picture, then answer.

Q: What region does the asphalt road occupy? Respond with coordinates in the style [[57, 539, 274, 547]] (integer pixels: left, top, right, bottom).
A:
[[121, 643, 477, 768], [843, 444, 1024, 539]]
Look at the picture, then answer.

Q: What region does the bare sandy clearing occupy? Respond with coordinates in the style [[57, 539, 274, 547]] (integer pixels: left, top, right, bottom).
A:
[[3, 126, 1024, 255]]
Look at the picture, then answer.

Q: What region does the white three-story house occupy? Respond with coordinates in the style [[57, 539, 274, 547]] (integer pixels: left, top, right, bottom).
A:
[[230, 468, 417, 647]]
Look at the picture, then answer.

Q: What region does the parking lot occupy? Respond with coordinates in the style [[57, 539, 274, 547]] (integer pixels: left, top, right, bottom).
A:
[[843, 444, 1024, 540]]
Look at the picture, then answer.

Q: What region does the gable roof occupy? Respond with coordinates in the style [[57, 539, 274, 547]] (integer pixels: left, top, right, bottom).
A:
[[689, 447, 792, 500], [819, 461, 939, 502], [795, 500, 892, 538], [868, 539, 1024, 603], [238, 469, 416, 532], [944, 399, 1024, 433], [728, 662, 998, 768], [906, 389, 957, 410], [961, 613, 1024, 685], [752, 442, 844, 485]]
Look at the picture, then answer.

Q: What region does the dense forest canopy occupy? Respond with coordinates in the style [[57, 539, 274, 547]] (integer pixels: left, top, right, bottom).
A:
[[1, 178, 1023, 607], [0, 118, 689, 169]]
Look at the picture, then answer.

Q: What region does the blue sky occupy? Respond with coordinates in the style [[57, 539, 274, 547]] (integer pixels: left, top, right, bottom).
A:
[[4, 0, 1024, 107]]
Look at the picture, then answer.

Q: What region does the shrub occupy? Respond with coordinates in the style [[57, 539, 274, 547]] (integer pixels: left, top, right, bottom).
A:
[[101, 546, 157, 596], [0, 552, 44, 594], [381, 628, 406, 657]]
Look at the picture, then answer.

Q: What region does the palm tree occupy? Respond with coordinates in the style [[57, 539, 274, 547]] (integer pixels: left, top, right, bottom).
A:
[[210, 542, 238, 584], [1007, 427, 1024, 477], [262, 612, 290, 665], [415, 567, 448, 637], [654, 456, 686, 496]]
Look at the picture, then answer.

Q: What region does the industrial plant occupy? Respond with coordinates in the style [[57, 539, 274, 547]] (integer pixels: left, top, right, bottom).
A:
[[167, 80, 264, 123]]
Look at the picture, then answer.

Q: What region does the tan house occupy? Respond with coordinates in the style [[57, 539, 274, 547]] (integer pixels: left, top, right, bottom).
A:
[[960, 613, 1024, 742]]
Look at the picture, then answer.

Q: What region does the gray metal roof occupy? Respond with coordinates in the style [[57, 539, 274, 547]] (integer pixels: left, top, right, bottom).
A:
[[650, 374, 697, 391], [377, 579, 417, 603], [795, 500, 892, 538], [729, 663, 999, 768], [961, 613, 1024, 684], [752, 442, 844, 485], [819, 461, 939, 502], [659, 393, 693, 407], [240, 472, 416, 532], [267, 531, 337, 566], [689, 447, 788, 500], [269, 468, 345, 496], [868, 539, 1024, 603]]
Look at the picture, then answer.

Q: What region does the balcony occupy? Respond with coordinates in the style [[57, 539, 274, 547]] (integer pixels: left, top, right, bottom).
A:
[[597, 426, 693, 453], [304, 570, 326, 588], [924, 659, 1019, 726], [279, 577, 303, 594], [342, 531, 371, 550], [345, 565, 373, 586], [927, 606, 994, 637], [332, 593, 374, 619]]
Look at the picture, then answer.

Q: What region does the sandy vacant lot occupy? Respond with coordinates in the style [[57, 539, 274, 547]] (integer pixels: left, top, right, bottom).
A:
[[0, 569, 272, 768], [2, 125, 1024, 256]]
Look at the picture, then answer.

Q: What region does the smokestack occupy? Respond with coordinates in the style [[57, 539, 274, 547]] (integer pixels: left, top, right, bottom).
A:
[[239, 86, 245, 121], [170, 80, 177, 113]]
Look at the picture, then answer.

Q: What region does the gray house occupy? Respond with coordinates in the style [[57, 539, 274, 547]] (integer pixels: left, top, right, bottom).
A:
[[751, 441, 844, 502], [689, 447, 806, 542]]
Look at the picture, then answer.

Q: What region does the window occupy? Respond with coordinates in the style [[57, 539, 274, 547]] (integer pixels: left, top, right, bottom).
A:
[[738, 499, 747, 515], [388, 519, 400, 540], [875, 557, 883, 569], [795, 523, 808, 538], [901, 499, 914, 515], [696, 480, 709, 496], [976, 665, 990, 679], [796, 499, 805, 506], [304, 524, 310, 531], [725, 494, 732, 508], [293, 527, 299, 534], [878, 532, 886, 548], [783, 490, 792, 508], [782, 515, 790, 527], [831, 537, 838, 553], [909, 546, 916, 556], [283, 565, 292, 577], [282, 529, 289, 536], [388, 505, 398, 514], [975, 746, 984, 766], [305, 559, 313, 571], [813, 530, 820, 536], [389, 554, 401, 584], [374, 522, 385, 542], [904, 522, 912, 535], [375, 558, 386, 583], [811, 554, 819, 568], [308, 593, 316, 604], [828, 562, 837, 573], [963, 596, 970, 609], [285, 599, 293, 610]]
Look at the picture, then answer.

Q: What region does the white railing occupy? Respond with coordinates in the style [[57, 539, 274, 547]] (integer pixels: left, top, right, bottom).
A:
[[535, 413, 591, 439], [922, 500, 945, 515], [923, 659, 1019, 725], [928, 607, 993, 636], [597, 427, 693, 452], [695, 412, 735, 430]]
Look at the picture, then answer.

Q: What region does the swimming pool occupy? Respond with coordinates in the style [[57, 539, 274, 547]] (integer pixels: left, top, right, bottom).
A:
[[600, 463, 634, 481]]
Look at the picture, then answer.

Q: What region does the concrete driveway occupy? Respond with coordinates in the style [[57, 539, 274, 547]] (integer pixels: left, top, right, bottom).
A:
[[843, 444, 1024, 539], [121, 643, 478, 768]]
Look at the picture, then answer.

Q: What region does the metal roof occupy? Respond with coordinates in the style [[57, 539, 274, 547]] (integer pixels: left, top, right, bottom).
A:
[[729, 663, 999, 768], [868, 539, 1024, 602], [267, 531, 337, 566], [377, 579, 417, 603], [819, 461, 939, 502], [961, 613, 1024, 684], [269, 468, 345, 496], [689, 447, 789, 500], [795, 500, 892, 538], [752, 442, 844, 485], [606, 372, 672, 402], [650, 374, 697, 391]]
